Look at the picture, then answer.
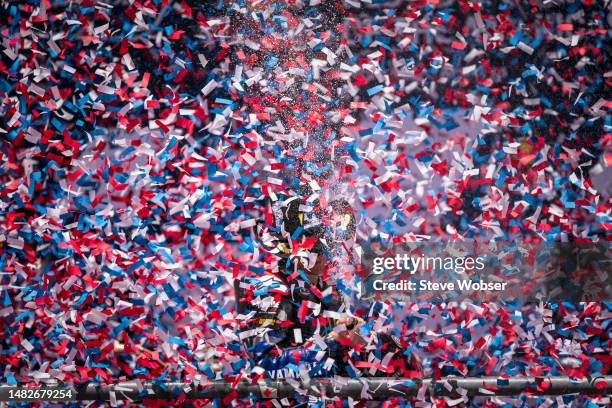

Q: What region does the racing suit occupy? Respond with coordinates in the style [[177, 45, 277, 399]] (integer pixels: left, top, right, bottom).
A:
[[238, 271, 347, 379]]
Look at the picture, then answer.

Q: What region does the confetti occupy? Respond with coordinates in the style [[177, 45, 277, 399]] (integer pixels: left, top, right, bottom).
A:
[[0, 1, 609, 407]]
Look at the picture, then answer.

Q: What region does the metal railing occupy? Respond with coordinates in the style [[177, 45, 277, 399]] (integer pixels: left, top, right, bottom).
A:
[[1, 376, 609, 401]]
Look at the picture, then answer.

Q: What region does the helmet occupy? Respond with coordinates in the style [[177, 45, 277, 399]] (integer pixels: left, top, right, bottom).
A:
[[257, 193, 356, 266]]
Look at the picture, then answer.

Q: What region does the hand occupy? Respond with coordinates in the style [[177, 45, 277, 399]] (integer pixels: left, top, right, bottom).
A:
[[335, 316, 364, 329], [329, 316, 366, 346]]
